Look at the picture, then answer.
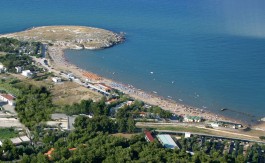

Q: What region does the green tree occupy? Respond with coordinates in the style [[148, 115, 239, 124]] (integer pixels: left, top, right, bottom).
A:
[[127, 117, 136, 133]]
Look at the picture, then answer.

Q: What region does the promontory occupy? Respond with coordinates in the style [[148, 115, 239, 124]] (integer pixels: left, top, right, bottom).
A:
[[0, 25, 124, 49]]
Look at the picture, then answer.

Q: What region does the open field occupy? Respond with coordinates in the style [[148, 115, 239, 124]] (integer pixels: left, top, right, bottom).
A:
[[50, 81, 102, 106], [111, 133, 139, 139], [10, 73, 53, 89], [2, 73, 102, 105]]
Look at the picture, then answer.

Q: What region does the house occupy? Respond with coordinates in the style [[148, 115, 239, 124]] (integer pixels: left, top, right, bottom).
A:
[[21, 70, 33, 78], [44, 148, 55, 159], [157, 134, 179, 149], [126, 101, 134, 106], [183, 115, 202, 123], [10, 137, 23, 145], [185, 132, 191, 138], [144, 131, 155, 142], [95, 83, 112, 92], [210, 122, 220, 128], [138, 112, 147, 117], [0, 63, 7, 73], [52, 77, 62, 83], [106, 98, 117, 105], [45, 148, 77, 159], [19, 136, 30, 143], [15, 66, 22, 73], [0, 94, 15, 106]]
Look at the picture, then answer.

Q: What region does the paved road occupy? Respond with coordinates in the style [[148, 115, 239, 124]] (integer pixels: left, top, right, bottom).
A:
[[155, 129, 265, 144]]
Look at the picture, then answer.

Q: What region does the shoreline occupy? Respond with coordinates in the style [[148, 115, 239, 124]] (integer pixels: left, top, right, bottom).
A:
[[47, 45, 247, 126]]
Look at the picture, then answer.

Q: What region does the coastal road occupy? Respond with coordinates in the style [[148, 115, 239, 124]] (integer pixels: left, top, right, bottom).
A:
[[32, 56, 87, 87]]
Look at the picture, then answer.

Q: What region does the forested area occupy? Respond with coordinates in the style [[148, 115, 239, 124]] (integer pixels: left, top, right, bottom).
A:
[[0, 37, 41, 54], [1, 114, 264, 162], [0, 53, 34, 72], [0, 38, 21, 53], [15, 85, 54, 129]]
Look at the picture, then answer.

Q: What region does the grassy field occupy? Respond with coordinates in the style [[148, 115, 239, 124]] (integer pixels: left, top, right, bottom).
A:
[[1, 73, 102, 107], [0, 74, 21, 96], [50, 81, 102, 106], [154, 126, 213, 134], [111, 133, 139, 139], [0, 128, 19, 139]]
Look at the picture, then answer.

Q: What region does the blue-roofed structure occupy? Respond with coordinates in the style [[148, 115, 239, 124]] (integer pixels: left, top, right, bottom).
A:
[[157, 134, 179, 149]]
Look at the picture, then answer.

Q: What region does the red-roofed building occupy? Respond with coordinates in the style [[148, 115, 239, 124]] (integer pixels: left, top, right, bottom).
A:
[[44, 148, 55, 159], [69, 148, 77, 151], [0, 94, 15, 106], [45, 147, 77, 160], [106, 98, 117, 104], [96, 83, 113, 92], [144, 131, 155, 142]]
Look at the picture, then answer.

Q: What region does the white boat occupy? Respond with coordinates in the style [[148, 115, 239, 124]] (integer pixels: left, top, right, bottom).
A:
[[150, 71, 154, 74], [153, 91, 157, 94], [178, 99, 183, 102]]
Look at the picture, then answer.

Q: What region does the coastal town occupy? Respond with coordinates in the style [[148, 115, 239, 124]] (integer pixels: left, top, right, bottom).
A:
[[0, 26, 265, 162]]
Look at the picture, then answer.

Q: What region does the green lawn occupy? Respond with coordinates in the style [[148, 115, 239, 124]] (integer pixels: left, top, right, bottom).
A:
[[0, 128, 19, 139]]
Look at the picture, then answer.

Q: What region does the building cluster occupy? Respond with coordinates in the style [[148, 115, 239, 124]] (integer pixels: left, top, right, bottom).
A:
[[144, 130, 263, 158], [183, 115, 202, 123], [1, 61, 34, 78], [208, 121, 243, 129]]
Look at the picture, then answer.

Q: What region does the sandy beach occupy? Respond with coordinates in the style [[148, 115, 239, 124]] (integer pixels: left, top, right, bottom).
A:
[[47, 45, 244, 125]]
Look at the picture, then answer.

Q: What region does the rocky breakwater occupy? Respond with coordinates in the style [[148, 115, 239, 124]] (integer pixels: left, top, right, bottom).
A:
[[0, 25, 125, 50]]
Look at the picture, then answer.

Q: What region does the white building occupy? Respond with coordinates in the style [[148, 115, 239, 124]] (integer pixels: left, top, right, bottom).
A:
[[10, 137, 22, 145], [52, 77, 62, 83], [21, 70, 33, 78], [185, 132, 191, 138], [0, 94, 15, 106], [0, 63, 7, 73], [15, 66, 22, 73], [157, 134, 179, 149], [19, 136, 30, 143], [211, 122, 220, 128]]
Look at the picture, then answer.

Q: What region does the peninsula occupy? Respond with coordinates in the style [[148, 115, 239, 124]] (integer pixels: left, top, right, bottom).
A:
[[0, 26, 124, 49]]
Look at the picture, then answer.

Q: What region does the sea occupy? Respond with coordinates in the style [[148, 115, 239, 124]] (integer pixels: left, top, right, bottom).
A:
[[0, 0, 265, 123]]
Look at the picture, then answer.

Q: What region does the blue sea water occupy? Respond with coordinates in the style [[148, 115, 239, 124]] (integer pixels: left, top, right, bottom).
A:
[[0, 0, 265, 122]]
